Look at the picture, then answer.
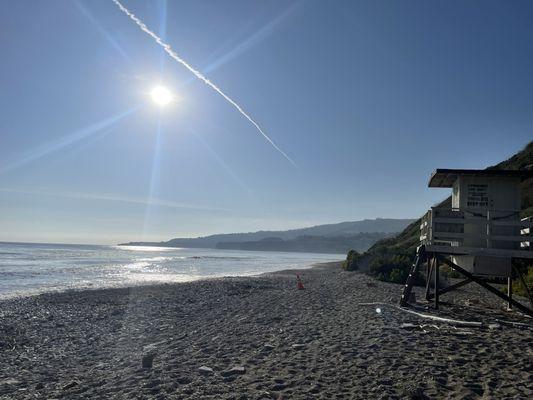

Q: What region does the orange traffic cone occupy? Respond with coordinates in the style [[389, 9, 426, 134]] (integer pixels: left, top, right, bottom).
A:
[[296, 274, 305, 290]]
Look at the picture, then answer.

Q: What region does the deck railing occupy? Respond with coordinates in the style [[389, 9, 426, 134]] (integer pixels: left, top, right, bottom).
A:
[[420, 207, 533, 251]]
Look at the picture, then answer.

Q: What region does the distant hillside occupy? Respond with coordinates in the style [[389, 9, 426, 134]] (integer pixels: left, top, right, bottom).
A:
[[359, 141, 533, 282], [121, 218, 414, 253], [216, 232, 393, 254]]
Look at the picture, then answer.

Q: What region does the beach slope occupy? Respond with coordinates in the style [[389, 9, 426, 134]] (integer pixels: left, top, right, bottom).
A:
[[1, 263, 532, 399]]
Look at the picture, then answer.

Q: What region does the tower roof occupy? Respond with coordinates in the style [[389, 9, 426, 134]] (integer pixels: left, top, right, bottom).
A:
[[428, 169, 531, 187]]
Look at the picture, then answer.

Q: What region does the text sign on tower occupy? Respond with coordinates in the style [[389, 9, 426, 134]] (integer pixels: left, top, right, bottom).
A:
[[466, 184, 489, 208]]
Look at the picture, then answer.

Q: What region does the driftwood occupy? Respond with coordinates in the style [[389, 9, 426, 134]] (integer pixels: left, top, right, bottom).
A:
[[359, 302, 482, 327]]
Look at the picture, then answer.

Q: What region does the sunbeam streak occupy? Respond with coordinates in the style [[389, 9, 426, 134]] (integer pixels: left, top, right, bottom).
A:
[[203, 1, 302, 75], [0, 187, 231, 213], [0, 106, 138, 175], [178, 2, 302, 92], [111, 0, 297, 167], [190, 127, 254, 199], [74, 0, 132, 63], [142, 119, 164, 238]]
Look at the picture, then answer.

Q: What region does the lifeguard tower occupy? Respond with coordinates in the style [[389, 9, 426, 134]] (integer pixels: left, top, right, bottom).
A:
[[400, 169, 533, 316]]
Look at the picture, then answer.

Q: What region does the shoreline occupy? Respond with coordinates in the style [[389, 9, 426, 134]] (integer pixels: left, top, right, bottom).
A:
[[1, 262, 532, 399], [0, 260, 342, 302]]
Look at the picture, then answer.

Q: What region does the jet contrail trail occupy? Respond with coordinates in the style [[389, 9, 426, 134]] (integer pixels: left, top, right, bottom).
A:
[[111, 0, 297, 167]]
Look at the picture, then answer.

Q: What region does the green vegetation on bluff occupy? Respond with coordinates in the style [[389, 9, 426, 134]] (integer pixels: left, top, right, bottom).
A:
[[342, 250, 361, 271]]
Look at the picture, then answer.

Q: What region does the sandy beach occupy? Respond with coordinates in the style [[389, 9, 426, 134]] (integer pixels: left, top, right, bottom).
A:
[[1, 262, 532, 399]]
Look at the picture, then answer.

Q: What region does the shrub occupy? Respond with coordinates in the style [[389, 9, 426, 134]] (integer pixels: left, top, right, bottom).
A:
[[389, 268, 407, 283], [368, 252, 425, 285], [441, 265, 462, 279], [342, 249, 361, 271], [513, 265, 533, 298]]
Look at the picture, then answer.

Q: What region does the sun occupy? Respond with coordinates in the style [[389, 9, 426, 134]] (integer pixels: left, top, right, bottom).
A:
[[150, 85, 173, 107]]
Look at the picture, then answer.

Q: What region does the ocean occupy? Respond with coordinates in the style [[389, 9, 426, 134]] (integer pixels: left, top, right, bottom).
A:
[[0, 242, 344, 299]]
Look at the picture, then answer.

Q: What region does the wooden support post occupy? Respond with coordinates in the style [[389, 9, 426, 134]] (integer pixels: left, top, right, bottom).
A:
[[434, 255, 439, 310], [425, 256, 433, 301], [486, 210, 491, 249], [507, 277, 513, 310]]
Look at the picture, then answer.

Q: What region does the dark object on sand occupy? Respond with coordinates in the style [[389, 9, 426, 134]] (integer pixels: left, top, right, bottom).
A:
[[142, 353, 155, 369], [410, 388, 429, 400], [399, 380, 430, 400], [296, 274, 305, 290], [220, 366, 246, 377], [408, 292, 416, 304], [198, 366, 214, 375]]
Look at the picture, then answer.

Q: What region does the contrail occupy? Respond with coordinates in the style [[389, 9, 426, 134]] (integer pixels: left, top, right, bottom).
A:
[[111, 0, 296, 167]]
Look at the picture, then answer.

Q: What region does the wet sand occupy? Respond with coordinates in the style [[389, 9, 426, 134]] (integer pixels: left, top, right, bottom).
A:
[[0, 262, 532, 399]]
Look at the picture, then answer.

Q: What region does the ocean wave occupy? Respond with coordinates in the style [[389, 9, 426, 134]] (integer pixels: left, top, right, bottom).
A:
[[0, 271, 35, 279], [123, 273, 202, 284], [187, 256, 254, 261], [136, 256, 176, 262], [122, 261, 152, 269], [115, 245, 176, 252]]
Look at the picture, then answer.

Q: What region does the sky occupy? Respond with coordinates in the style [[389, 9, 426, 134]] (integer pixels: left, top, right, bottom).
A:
[[0, 0, 532, 245]]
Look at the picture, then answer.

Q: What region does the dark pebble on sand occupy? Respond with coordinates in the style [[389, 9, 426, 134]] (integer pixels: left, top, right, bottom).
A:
[[141, 353, 155, 369], [61, 381, 79, 390], [221, 366, 246, 377], [176, 376, 192, 385]]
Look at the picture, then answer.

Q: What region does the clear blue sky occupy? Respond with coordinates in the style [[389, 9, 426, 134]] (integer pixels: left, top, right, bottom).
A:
[[1, 0, 532, 244]]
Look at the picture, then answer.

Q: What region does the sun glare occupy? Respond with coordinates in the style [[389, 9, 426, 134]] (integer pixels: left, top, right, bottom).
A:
[[150, 85, 173, 107]]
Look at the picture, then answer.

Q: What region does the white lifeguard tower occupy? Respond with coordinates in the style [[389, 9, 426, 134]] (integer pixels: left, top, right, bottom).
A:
[[401, 168, 533, 316]]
